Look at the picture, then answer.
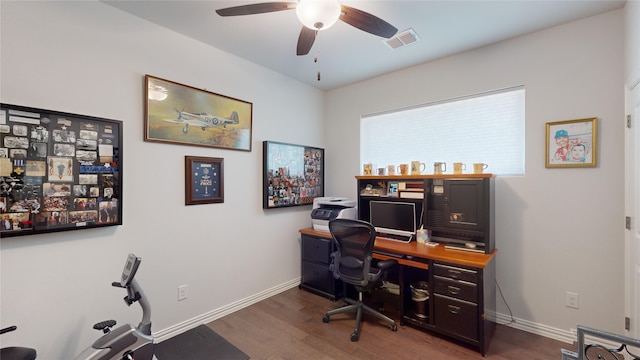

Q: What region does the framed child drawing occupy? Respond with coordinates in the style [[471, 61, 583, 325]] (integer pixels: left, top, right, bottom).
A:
[[546, 118, 597, 168]]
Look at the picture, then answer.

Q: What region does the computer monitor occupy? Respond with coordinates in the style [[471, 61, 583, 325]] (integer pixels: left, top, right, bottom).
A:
[[369, 200, 418, 238]]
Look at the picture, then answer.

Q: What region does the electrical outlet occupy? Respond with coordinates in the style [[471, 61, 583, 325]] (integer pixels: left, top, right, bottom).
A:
[[178, 285, 188, 301], [566, 291, 579, 309]]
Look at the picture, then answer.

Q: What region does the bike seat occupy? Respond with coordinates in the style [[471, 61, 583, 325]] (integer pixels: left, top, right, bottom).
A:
[[93, 320, 116, 333]]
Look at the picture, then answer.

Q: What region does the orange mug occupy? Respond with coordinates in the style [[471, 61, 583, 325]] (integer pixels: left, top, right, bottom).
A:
[[397, 164, 409, 176]]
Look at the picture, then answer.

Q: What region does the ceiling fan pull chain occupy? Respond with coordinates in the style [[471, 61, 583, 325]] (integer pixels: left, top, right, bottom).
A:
[[314, 53, 321, 81]]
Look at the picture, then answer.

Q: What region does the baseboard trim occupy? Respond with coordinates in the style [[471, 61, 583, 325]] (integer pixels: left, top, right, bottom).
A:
[[153, 277, 300, 343], [495, 312, 576, 344], [495, 312, 626, 350]]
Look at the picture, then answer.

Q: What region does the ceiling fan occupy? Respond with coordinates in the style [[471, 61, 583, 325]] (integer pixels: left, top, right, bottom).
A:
[[215, 0, 398, 56]]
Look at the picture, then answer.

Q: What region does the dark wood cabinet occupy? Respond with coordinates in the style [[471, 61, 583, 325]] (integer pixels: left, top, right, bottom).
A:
[[299, 233, 343, 300], [356, 174, 496, 355]]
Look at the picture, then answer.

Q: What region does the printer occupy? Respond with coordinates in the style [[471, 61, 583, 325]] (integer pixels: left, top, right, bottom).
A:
[[311, 197, 357, 232]]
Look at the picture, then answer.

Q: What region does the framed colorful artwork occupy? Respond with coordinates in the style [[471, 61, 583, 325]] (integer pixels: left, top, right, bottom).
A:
[[145, 75, 253, 152], [185, 156, 224, 205], [262, 141, 324, 209], [0, 103, 122, 238], [546, 118, 597, 168]]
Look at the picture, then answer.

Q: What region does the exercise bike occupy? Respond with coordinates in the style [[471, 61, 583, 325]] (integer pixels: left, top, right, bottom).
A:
[[75, 254, 157, 360]]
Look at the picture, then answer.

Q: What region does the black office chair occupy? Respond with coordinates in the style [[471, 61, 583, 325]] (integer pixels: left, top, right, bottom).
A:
[[322, 218, 398, 341], [0, 326, 37, 360]]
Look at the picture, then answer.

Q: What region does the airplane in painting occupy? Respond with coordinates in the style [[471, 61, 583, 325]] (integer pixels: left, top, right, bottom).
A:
[[165, 109, 239, 134]]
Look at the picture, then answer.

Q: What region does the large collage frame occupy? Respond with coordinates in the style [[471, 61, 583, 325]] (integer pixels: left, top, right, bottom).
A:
[[0, 103, 122, 237], [262, 141, 324, 209]]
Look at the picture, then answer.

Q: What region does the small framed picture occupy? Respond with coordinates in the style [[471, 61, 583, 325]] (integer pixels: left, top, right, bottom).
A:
[[546, 118, 597, 168], [185, 156, 224, 205], [387, 181, 399, 197]]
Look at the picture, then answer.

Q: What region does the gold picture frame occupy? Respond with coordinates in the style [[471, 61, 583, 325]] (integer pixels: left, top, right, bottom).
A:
[[145, 75, 253, 151], [545, 117, 597, 168]]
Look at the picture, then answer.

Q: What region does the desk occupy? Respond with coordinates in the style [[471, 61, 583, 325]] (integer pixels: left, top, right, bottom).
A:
[[299, 228, 497, 356]]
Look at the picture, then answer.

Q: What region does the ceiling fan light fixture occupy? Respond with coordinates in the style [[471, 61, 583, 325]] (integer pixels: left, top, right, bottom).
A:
[[296, 0, 341, 30]]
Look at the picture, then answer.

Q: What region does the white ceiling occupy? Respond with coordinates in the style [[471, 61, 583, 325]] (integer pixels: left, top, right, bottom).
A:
[[103, 0, 625, 91]]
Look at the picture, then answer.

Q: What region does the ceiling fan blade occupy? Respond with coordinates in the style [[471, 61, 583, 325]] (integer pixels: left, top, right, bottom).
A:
[[339, 5, 398, 38], [297, 27, 317, 56], [215, 2, 296, 16]]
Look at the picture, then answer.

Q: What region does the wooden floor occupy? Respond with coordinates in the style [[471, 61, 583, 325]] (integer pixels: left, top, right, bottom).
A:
[[208, 287, 572, 359]]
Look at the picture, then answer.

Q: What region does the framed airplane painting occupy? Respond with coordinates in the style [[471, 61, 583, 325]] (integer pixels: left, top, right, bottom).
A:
[[144, 75, 253, 152]]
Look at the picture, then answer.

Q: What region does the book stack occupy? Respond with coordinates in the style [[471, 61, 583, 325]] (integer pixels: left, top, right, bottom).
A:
[[398, 182, 424, 199]]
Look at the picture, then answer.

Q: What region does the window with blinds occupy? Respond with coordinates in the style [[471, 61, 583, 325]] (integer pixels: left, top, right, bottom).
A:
[[360, 87, 525, 176]]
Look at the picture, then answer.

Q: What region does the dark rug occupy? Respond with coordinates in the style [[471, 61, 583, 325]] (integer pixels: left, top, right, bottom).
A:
[[155, 324, 250, 360]]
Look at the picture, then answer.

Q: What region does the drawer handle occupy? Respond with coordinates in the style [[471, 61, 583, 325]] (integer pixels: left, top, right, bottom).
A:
[[448, 305, 461, 315], [447, 286, 460, 295], [448, 269, 461, 279]]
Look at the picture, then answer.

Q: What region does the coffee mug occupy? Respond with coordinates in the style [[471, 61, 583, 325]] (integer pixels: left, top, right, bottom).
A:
[[363, 163, 373, 175], [433, 162, 446, 175], [398, 163, 409, 176], [411, 161, 426, 175], [453, 162, 466, 174], [387, 165, 396, 176], [377, 167, 386, 176], [473, 163, 488, 174]]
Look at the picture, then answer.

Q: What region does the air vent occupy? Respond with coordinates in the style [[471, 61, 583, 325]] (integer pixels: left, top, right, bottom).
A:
[[384, 28, 420, 49]]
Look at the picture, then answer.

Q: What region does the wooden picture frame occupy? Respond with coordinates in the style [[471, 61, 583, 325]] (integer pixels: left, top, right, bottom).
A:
[[0, 103, 123, 238], [145, 75, 253, 152], [546, 118, 597, 168], [185, 156, 224, 205], [262, 141, 324, 209]]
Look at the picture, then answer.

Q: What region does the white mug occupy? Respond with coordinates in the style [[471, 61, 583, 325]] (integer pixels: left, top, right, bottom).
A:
[[411, 161, 426, 175], [453, 162, 466, 174], [363, 163, 373, 175], [473, 163, 488, 174], [387, 165, 396, 176], [433, 162, 446, 175]]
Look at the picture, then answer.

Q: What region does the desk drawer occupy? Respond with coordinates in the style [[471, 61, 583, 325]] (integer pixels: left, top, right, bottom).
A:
[[302, 235, 332, 265], [302, 261, 335, 294], [434, 294, 478, 342], [433, 275, 477, 303], [433, 263, 477, 283]]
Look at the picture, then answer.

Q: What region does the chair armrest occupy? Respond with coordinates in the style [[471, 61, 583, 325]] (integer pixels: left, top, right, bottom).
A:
[[376, 259, 398, 270]]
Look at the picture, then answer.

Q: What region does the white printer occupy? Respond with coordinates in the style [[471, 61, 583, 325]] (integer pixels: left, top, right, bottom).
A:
[[311, 197, 357, 232]]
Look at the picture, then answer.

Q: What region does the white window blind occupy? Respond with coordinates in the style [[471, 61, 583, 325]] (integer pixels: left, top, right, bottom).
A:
[[361, 87, 525, 176]]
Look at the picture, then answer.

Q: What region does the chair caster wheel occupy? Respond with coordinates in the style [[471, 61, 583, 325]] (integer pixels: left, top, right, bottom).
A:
[[391, 324, 398, 331], [350, 332, 359, 342], [322, 315, 330, 323]]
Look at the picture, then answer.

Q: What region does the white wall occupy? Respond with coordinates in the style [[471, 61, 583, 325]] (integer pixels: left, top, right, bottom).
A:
[[325, 9, 625, 341], [0, 1, 324, 358]]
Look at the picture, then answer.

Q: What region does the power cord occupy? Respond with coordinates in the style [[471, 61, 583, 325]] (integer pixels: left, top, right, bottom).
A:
[[495, 278, 515, 326]]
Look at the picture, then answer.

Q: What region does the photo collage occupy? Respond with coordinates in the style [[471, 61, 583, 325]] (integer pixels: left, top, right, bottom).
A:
[[0, 104, 121, 237]]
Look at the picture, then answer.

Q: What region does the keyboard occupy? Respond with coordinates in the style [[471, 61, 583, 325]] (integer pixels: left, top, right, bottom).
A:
[[377, 233, 414, 243], [373, 250, 405, 258]]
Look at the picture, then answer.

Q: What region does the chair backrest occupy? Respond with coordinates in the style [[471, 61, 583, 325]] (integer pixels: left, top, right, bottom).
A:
[[328, 218, 377, 288]]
